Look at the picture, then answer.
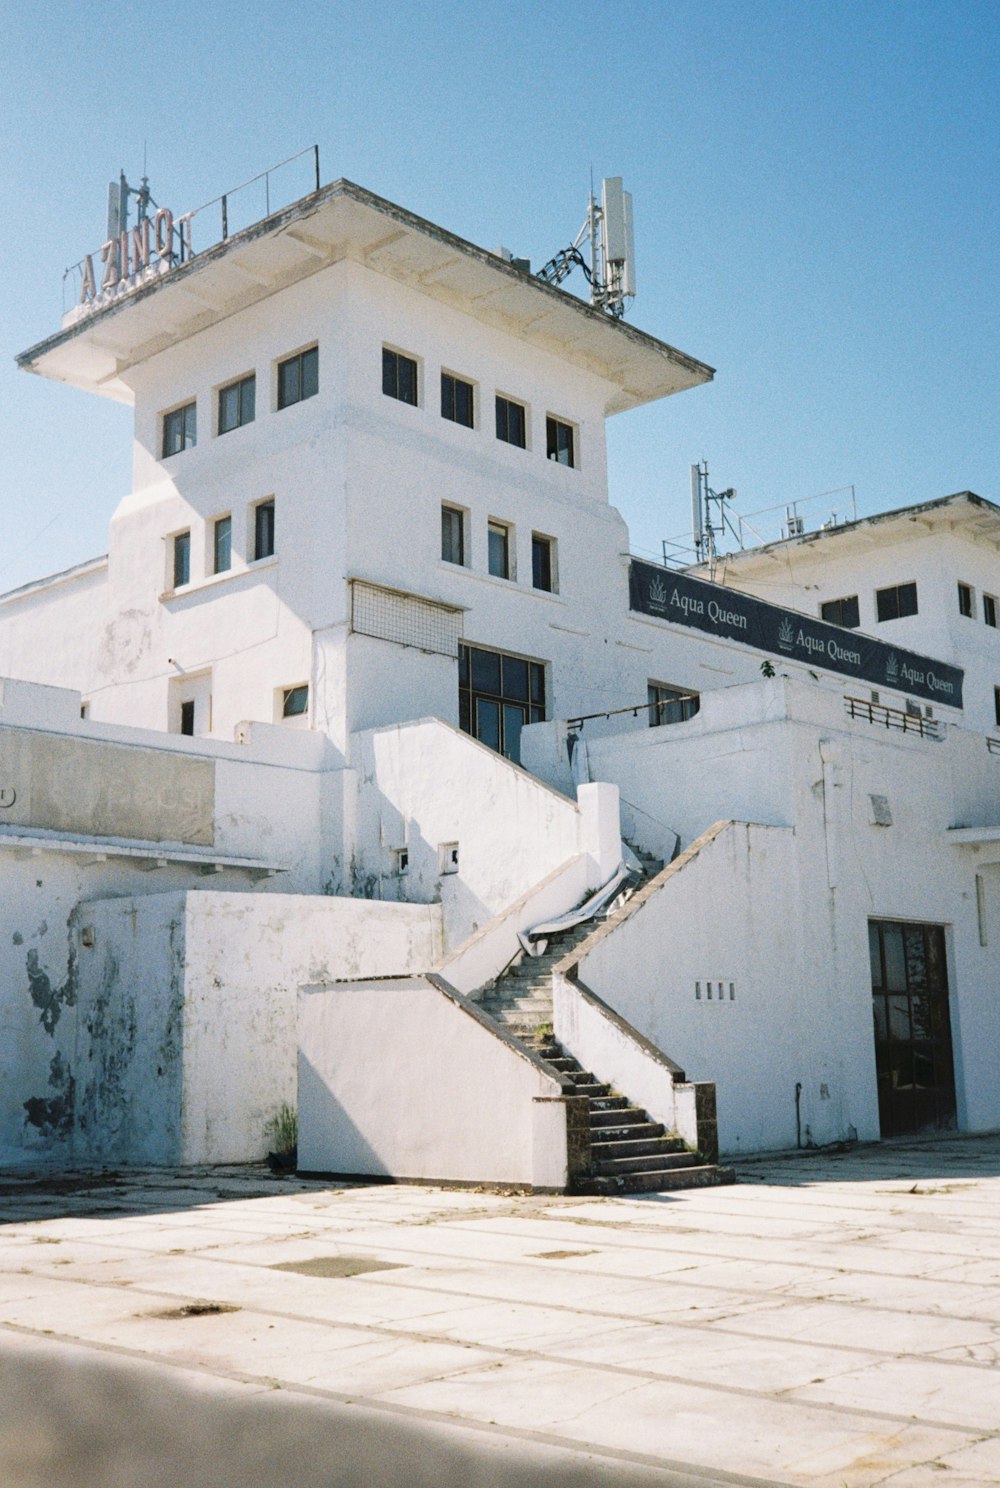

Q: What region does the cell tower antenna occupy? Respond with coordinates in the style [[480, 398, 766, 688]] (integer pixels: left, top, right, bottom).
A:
[[690, 460, 739, 577], [536, 175, 637, 318]]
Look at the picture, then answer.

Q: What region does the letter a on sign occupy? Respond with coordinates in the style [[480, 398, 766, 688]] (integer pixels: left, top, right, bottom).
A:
[[78, 255, 96, 303]]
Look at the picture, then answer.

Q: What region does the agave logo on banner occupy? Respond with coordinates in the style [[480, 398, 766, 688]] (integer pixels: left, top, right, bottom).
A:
[[885, 652, 899, 685], [777, 615, 795, 652], [647, 574, 668, 611]]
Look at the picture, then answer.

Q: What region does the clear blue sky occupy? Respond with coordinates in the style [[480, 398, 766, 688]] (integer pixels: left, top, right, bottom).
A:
[[1, 0, 997, 593]]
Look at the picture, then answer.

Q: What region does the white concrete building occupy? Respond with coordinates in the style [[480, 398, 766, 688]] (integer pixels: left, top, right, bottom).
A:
[[3, 173, 999, 1183]]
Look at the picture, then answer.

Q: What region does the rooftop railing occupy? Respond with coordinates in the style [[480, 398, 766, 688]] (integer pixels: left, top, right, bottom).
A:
[[844, 695, 940, 739]]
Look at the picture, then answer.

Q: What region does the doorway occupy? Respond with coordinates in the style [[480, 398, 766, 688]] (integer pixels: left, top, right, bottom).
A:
[[868, 919, 956, 1137]]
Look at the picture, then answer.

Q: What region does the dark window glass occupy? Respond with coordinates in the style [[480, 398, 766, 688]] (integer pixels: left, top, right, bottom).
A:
[[869, 919, 955, 1138], [218, 375, 255, 434], [213, 516, 232, 574], [529, 663, 545, 705], [173, 531, 191, 588], [180, 699, 195, 736], [441, 373, 474, 427], [162, 402, 196, 458], [502, 655, 529, 701], [648, 682, 700, 727], [470, 647, 501, 695], [475, 698, 501, 752], [994, 686, 1000, 728], [958, 583, 974, 618], [254, 500, 275, 561], [441, 506, 465, 565], [496, 396, 526, 448], [488, 522, 510, 579], [383, 347, 418, 405], [283, 685, 308, 718], [985, 595, 997, 628], [820, 595, 859, 629], [546, 416, 574, 467], [459, 643, 546, 765], [278, 348, 318, 410], [532, 534, 554, 592], [876, 582, 918, 622]]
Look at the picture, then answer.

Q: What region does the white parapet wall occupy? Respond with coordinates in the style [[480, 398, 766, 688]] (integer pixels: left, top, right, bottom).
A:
[[298, 975, 576, 1189], [71, 890, 444, 1166]]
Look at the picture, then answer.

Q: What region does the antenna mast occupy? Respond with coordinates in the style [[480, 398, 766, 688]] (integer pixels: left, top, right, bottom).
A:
[[690, 461, 738, 577], [536, 176, 637, 318]]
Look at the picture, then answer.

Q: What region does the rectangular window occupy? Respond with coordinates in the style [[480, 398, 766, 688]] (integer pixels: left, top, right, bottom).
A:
[[985, 594, 997, 628], [277, 347, 318, 410], [213, 515, 232, 575], [488, 520, 511, 579], [458, 642, 545, 764], [531, 533, 555, 592], [173, 531, 191, 588], [218, 374, 256, 434], [648, 682, 700, 727], [162, 401, 196, 458], [282, 684, 308, 719], [958, 582, 974, 618], [441, 505, 466, 566], [254, 499, 275, 561], [995, 687, 1000, 728], [495, 395, 526, 448], [441, 372, 474, 427], [876, 581, 918, 622], [383, 347, 418, 405], [820, 595, 860, 629], [546, 416, 575, 467], [180, 699, 195, 736]]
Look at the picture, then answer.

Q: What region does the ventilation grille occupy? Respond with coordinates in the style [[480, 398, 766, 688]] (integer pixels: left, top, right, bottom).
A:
[[350, 580, 462, 657]]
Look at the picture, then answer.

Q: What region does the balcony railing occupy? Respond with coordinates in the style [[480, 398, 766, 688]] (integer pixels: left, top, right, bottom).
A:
[[844, 695, 940, 739]]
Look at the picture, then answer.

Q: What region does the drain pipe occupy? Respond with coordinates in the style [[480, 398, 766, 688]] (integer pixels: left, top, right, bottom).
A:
[[795, 1082, 803, 1149]]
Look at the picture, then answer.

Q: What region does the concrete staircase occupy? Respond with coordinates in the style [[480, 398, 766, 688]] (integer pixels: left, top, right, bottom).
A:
[[475, 922, 595, 1038]]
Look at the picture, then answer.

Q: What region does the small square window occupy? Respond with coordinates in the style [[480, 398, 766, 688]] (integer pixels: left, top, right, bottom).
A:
[[496, 395, 526, 448], [213, 515, 232, 575], [532, 533, 555, 592], [173, 531, 191, 588], [488, 520, 511, 580], [546, 416, 575, 467], [162, 401, 196, 458], [441, 372, 474, 428], [383, 347, 418, 405], [875, 582, 918, 622], [820, 595, 859, 629], [394, 848, 409, 876], [218, 374, 255, 434], [254, 500, 275, 561], [277, 347, 318, 410], [441, 505, 466, 566], [439, 842, 459, 875], [985, 594, 997, 628], [958, 582, 975, 619], [282, 684, 308, 719]]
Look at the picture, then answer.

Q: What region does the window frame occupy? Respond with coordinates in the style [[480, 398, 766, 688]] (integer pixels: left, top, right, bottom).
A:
[[281, 684, 309, 720], [162, 400, 197, 459], [217, 373, 256, 435], [253, 498, 276, 562], [441, 504, 467, 567], [875, 581, 918, 623], [984, 594, 998, 629], [458, 642, 546, 764], [212, 514, 232, 575], [172, 530, 191, 589], [276, 345, 318, 411], [545, 415, 576, 468], [647, 681, 700, 728], [487, 519, 512, 580], [495, 394, 527, 449], [819, 594, 860, 629], [382, 345, 419, 406], [440, 371, 475, 428], [531, 532, 556, 593], [958, 582, 975, 619]]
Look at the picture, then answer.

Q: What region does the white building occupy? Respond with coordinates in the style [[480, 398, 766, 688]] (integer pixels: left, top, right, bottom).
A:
[[3, 172, 999, 1184]]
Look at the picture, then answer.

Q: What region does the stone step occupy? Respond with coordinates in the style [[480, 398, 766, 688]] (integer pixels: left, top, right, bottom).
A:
[[588, 1105, 646, 1127], [590, 1135, 672, 1160], [591, 1120, 667, 1144], [572, 1080, 611, 1097], [593, 1151, 699, 1177], [578, 1165, 736, 1196], [587, 1095, 630, 1112]]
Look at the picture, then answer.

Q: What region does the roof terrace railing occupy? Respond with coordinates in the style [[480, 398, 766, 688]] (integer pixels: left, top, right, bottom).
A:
[[844, 695, 940, 739]]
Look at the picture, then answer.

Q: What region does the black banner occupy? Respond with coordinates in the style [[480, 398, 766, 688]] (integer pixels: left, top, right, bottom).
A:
[[629, 560, 963, 709]]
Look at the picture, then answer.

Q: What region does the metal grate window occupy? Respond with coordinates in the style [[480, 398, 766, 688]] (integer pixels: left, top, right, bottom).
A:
[[350, 580, 462, 657]]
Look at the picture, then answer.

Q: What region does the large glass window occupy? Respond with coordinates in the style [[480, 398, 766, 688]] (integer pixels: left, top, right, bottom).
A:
[[495, 395, 526, 448], [383, 347, 418, 405], [459, 643, 545, 765], [218, 374, 255, 434], [869, 919, 955, 1137], [277, 347, 318, 409], [162, 402, 196, 458], [441, 372, 474, 427], [876, 582, 918, 622], [820, 595, 860, 629]]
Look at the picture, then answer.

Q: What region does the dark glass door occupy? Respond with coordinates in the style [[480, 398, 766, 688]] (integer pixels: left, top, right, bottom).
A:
[[869, 920, 956, 1137], [458, 644, 545, 765]]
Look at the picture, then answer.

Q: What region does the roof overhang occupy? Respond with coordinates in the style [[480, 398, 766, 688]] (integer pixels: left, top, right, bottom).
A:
[[18, 179, 714, 414]]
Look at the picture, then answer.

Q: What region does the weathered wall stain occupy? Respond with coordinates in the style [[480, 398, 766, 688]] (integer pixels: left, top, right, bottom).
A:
[[26, 948, 77, 1035], [23, 1051, 75, 1140]]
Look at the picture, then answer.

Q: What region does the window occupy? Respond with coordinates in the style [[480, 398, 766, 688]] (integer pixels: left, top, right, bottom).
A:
[[994, 686, 1000, 728], [218, 374, 255, 434], [441, 505, 466, 566], [876, 582, 918, 622], [488, 520, 511, 579], [441, 372, 474, 428], [277, 346, 318, 409], [383, 347, 418, 405], [495, 395, 526, 449], [820, 595, 860, 629], [459, 643, 545, 765], [213, 516, 232, 575], [173, 531, 191, 588], [958, 582, 975, 618], [985, 594, 997, 628], [253, 500, 275, 561], [532, 533, 555, 592], [180, 700, 195, 736], [162, 401, 196, 458], [282, 684, 308, 719], [648, 682, 700, 727], [546, 416, 575, 467]]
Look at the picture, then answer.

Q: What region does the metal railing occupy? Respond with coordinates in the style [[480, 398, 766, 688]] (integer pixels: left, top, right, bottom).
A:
[[844, 695, 940, 739], [567, 693, 700, 732]]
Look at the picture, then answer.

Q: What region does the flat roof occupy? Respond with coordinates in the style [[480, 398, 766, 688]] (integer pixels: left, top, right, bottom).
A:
[[18, 179, 714, 415]]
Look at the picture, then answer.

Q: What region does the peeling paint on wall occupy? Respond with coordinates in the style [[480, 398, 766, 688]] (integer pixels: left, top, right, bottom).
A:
[[26, 948, 77, 1035], [23, 1052, 75, 1141]]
